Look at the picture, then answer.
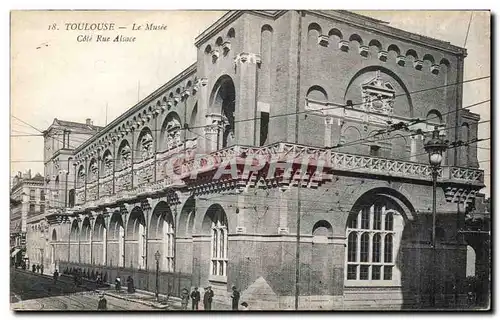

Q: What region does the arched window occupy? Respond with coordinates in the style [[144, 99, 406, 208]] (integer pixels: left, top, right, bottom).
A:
[[163, 113, 182, 149], [210, 209, 228, 277], [346, 202, 401, 283], [426, 109, 443, 124], [139, 130, 154, 160], [89, 158, 98, 181], [210, 76, 236, 149], [150, 202, 175, 272], [102, 151, 113, 176], [118, 142, 131, 170], [77, 165, 86, 188]]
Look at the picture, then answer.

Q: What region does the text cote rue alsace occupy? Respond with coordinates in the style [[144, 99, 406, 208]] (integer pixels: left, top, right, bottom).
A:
[[62, 22, 168, 43]]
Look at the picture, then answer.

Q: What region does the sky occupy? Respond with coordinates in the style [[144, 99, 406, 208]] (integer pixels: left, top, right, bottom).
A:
[[10, 10, 491, 196]]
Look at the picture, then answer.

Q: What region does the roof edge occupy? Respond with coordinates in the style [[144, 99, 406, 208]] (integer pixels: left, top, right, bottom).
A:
[[194, 10, 286, 48], [312, 10, 466, 56]]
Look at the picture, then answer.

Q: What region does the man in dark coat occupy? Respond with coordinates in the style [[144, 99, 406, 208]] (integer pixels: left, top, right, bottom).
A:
[[126, 276, 135, 293], [231, 286, 240, 310], [36, 264, 40, 273], [40, 264, 44, 274], [32, 264, 36, 272], [97, 293, 107, 310], [53, 269, 59, 284], [190, 287, 200, 310], [203, 286, 214, 311]]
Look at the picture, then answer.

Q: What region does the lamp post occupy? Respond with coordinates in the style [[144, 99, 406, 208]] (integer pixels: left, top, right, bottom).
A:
[[154, 250, 160, 302], [424, 127, 448, 308]]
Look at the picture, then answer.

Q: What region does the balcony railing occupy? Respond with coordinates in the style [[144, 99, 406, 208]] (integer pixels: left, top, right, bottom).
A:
[[71, 141, 483, 210]]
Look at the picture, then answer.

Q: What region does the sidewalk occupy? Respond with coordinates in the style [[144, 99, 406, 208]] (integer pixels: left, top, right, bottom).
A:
[[101, 287, 183, 310], [13, 268, 183, 310]]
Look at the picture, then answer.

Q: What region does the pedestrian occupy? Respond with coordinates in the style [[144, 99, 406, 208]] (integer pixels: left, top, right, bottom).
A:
[[97, 293, 107, 310], [126, 275, 135, 293], [32, 264, 36, 272], [190, 287, 200, 310], [115, 276, 121, 292], [96, 273, 102, 286], [203, 286, 214, 311], [36, 264, 40, 273], [231, 286, 240, 310], [40, 264, 44, 274], [74, 273, 79, 286], [180, 288, 189, 310], [53, 269, 59, 284], [240, 302, 249, 311]]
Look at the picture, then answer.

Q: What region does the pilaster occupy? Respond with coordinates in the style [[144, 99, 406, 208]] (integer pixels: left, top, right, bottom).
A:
[[278, 188, 289, 234], [234, 52, 261, 146]]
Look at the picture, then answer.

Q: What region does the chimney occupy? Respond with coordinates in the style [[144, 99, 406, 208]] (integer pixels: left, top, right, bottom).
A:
[[86, 118, 93, 126]]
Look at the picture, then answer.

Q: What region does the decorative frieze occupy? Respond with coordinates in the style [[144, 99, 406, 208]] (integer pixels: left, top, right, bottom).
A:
[[361, 71, 395, 116], [181, 89, 191, 99], [222, 41, 231, 54], [211, 49, 220, 61], [338, 40, 349, 52], [396, 55, 406, 66], [359, 45, 369, 57], [317, 35, 329, 47], [430, 64, 440, 75], [414, 59, 423, 70], [378, 50, 388, 61], [234, 52, 262, 65]]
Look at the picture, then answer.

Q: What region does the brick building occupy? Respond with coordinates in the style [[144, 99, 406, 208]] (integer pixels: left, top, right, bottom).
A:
[[46, 11, 484, 309]]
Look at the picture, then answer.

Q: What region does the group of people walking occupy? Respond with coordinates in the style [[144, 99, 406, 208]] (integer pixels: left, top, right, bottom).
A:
[[31, 263, 44, 274], [180, 285, 248, 311]]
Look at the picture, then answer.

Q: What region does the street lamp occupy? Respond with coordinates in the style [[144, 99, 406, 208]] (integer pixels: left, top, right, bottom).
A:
[[424, 126, 448, 307], [154, 250, 161, 302]]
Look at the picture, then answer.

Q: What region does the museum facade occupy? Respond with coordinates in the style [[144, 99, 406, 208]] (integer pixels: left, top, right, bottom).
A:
[[45, 10, 484, 309]]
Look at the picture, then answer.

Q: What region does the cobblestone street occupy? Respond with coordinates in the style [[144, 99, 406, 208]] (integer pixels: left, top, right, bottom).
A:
[[10, 268, 157, 311]]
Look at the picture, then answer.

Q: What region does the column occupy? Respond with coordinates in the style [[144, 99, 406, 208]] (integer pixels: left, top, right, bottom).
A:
[[112, 139, 117, 194], [204, 114, 223, 153], [77, 217, 82, 264], [89, 214, 95, 265], [130, 129, 135, 189], [236, 195, 246, 233], [195, 78, 209, 154], [103, 212, 109, 266], [96, 150, 101, 199], [234, 53, 260, 146], [324, 116, 333, 147], [121, 211, 128, 268], [278, 188, 289, 234], [410, 136, 417, 162]]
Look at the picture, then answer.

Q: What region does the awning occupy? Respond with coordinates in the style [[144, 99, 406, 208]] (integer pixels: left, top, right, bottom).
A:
[[11, 248, 21, 257]]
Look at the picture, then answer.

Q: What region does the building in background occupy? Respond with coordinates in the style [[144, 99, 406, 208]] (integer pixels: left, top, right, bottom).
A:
[[10, 170, 44, 267], [24, 118, 101, 273], [40, 11, 485, 309]]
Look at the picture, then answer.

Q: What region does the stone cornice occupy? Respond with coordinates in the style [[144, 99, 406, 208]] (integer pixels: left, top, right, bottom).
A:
[[310, 10, 467, 57], [194, 10, 465, 56], [194, 10, 286, 48], [74, 62, 197, 155]]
